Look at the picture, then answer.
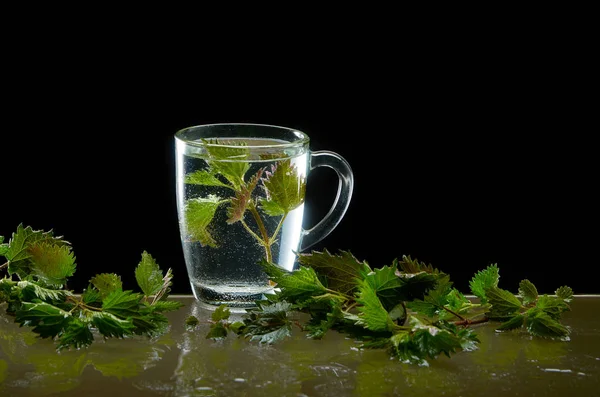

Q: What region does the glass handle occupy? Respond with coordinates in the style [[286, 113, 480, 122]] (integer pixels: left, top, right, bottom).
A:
[[300, 150, 354, 251]]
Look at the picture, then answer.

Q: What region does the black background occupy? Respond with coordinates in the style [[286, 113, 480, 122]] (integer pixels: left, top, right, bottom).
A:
[[1, 20, 595, 296]]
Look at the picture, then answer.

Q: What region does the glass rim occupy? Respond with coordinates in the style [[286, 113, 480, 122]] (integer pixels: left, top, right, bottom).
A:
[[174, 123, 310, 149]]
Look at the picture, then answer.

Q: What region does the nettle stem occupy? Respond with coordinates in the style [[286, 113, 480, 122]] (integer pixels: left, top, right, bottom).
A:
[[0, 262, 7, 271], [248, 202, 273, 262]]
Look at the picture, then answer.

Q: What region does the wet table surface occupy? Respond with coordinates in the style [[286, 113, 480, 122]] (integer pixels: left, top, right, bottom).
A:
[[1, 295, 599, 397]]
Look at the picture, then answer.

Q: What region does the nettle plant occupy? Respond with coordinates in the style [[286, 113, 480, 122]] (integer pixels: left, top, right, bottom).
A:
[[0, 225, 183, 351], [191, 251, 575, 366], [183, 139, 306, 261]]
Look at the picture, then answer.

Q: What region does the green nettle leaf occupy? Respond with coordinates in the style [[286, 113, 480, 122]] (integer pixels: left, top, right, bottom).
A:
[[486, 287, 522, 317], [525, 309, 570, 338], [396, 272, 441, 302], [555, 286, 574, 302], [5, 224, 70, 279], [361, 265, 404, 311], [469, 264, 500, 303], [17, 280, 69, 302], [81, 285, 102, 306], [135, 251, 164, 297], [410, 327, 463, 359], [396, 255, 439, 274], [0, 235, 7, 256], [518, 279, 538, 305], [241, 302, 293, 344], [15, 302, 71, 339], [298, 249, 371, 295], [146, 300, 184, 313], [1, 224, 184, 351], [356, 280, 395, 332], [406, 275, 453, 318], [153, 267, 175, 302], [260, 159, 306, 216], [227, 168, 265, 224], [260, 259, 327, 301], [203, 139, 250, 189], [57, 318, 95, 351], [185, 315, 200, 330], [206, 323, 229, 339], [497, 314, 525, 331], [90, 312, 136, 339], [90, 273, 123, 298], [535, 295, 570, 320], [211, 304, 231, 321], [184, 195, 222, 247], [102, 290, 142, 318], [27, 242, 76, 287], [185, 170, 232, 189]]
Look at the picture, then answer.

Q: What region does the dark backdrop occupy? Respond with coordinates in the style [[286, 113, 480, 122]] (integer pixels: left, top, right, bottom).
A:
[[1, 91, 594, 296], [0, 28, 595, 296]]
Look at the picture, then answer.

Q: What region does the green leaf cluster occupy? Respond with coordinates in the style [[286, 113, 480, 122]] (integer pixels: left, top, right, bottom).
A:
[[183, 139, 306, 262], [202, 250, 575, 365], [0, 224, 184, 351]]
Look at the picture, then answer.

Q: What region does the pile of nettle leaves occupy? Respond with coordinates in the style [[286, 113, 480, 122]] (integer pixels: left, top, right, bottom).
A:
[[1, 224, 574, 365], [0, 224, 183, 351], [198, 250, 574, 365]]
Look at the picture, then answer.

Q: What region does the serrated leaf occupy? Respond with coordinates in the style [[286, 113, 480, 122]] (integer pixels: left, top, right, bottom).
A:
[[0, 236, 7, 256], [396, 255, 439, 274], [535, 295, 570, 320], [396, 272, 441, 302], [518, 279, 538, 305], [356, 279, 395, 332], [405, 275, 453, 318], [303, 298, 343, 339], [497, 314, 525, 331], [184, 195, 222, 247], [203, 139, 250, 189], [135, 251, 163, 297], [297, 249, 371, 295], [185, 315, 199, 330], [360, 264, 403, 311], [211, 304, 231, 321], [27, 242, 76, 287], [102, 290, 142, 318], [411, 328, 463, 359], [17, 280, 69, 302], [89, 311, 135, 338], [81, 285, 102, 306], [526, 310, 570, 338], [555, 286, 573, 302], [423, 274, 453, 308], [130, 312, 169, 337], [241, 302, 293, 344], [206, 323, 228, 339], [56, 318, 94, 351], [147, 300, 184, 313], [151, 268, 175, 303], [90, 273, 123, 298], [486, 287, 522, 316], [227, 168, 264, 224], [5, 224, 70, 279], [185, 170, 232, 188], [260, 159, 306, 216], [469, 264, 499, 303], [260, 259, 327, 301], [15, 301, 71, 339]]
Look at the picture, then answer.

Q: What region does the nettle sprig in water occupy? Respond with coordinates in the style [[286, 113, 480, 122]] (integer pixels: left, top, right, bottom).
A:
[[0, 224, 184, 351], [194, 250, 574, 365], [183, 139, 305, 262]]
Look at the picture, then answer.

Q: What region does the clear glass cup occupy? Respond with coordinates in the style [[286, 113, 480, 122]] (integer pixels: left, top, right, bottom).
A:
[[174, 123, 353, 309]]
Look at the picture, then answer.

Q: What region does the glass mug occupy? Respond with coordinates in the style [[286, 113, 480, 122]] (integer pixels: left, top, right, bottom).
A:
[[174, 123, 353, 309]]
